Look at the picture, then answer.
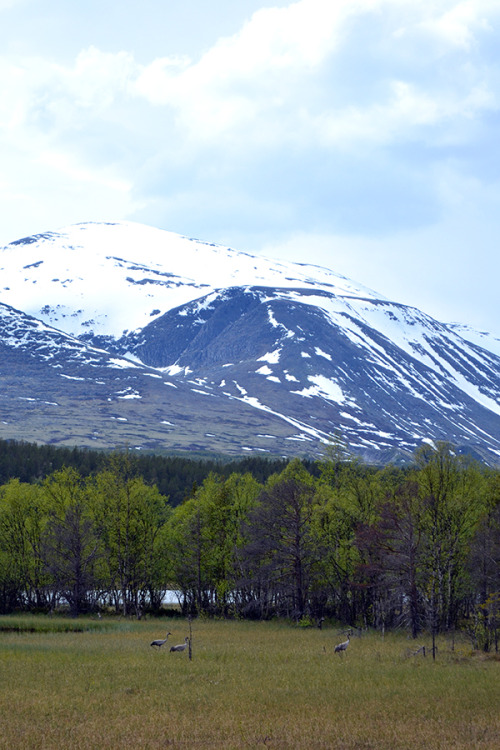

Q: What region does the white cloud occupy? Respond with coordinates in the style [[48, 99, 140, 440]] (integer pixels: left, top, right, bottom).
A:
[[0, 45, 140, 235], [66, 46, 136, 109], [37, 150, 131, 192], [418, 0, 495, 51], [309, 78, 497, 149], [130, 0, 359, 140], [133, 56, 191, 105], [205, 0, 347, 71], [3, 1, 498, 153], [1, 0, 500, 334], [127, 0, 499, 150]]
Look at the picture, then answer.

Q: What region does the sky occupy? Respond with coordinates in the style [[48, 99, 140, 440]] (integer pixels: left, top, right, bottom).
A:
[[1, 0, 499, 336]]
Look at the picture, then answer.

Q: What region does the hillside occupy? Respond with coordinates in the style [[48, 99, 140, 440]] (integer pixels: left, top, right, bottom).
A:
[[1, 222, 499, 464]]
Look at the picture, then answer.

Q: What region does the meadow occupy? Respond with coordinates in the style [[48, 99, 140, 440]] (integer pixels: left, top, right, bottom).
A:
[[0, 616, 499, 749]]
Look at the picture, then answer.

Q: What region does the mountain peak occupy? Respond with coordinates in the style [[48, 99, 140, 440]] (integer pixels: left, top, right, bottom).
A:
[[1, 221, 499, 464], [1, 221, 384, 339]]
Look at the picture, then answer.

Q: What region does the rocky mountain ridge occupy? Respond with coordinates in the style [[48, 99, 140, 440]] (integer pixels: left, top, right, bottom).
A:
[[1, 221, 499, 464]]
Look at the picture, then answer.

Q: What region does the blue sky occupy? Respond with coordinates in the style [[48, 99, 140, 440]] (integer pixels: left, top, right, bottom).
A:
[[1, 0, 499, 334]]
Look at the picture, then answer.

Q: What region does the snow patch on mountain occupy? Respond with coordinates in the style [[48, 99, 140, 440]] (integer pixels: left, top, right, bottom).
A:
[[1, 221, 383, 339], [292, 375, 345, 403]]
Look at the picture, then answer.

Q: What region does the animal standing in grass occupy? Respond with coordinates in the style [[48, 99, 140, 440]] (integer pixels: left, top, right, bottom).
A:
[[334, 633, 350, 655], [170, 636, 189, 653], [150, 632, 172, 648]]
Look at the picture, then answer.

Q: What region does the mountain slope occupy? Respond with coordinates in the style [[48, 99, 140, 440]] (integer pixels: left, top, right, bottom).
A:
[[0, 301, 303, 454], [116, 286, 500, 463], [1, 222, 499, 464], [0, 221, 380, 339]]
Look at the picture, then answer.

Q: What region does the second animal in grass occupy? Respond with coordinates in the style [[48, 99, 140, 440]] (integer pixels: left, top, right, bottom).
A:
[[170, 636, 190, 653], [334, 634, 350, 654]]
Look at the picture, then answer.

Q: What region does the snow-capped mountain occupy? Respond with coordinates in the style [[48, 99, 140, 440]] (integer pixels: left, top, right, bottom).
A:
[[1, 221, 499, 464], [445, 322, 500, 359], [0, 300, 300, 453], [1, 222, 379, 340]]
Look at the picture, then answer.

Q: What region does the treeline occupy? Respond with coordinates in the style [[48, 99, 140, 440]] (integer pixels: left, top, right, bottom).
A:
[[0, 443, 499, 649], [0, 438, 292, 506]]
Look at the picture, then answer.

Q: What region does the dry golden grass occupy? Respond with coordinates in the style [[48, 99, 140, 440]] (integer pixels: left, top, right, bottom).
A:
[[0, 617, 499, 749]]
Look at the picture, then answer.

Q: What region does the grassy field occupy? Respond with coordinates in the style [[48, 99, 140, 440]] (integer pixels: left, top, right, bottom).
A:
[[0, 616, 499, 749]]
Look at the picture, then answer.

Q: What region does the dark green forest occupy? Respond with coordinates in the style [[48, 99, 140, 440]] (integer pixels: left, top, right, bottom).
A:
[[0, 439, 499, 650], [0, 438, 293, 506]]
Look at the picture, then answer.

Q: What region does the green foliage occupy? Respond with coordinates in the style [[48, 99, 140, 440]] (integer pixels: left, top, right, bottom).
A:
[[90, 460, 171, 616], [166, 471, 262, 616], [0, 440, 498, 643], [0, 478, 50, 612], [0, 438, 290, 505]]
